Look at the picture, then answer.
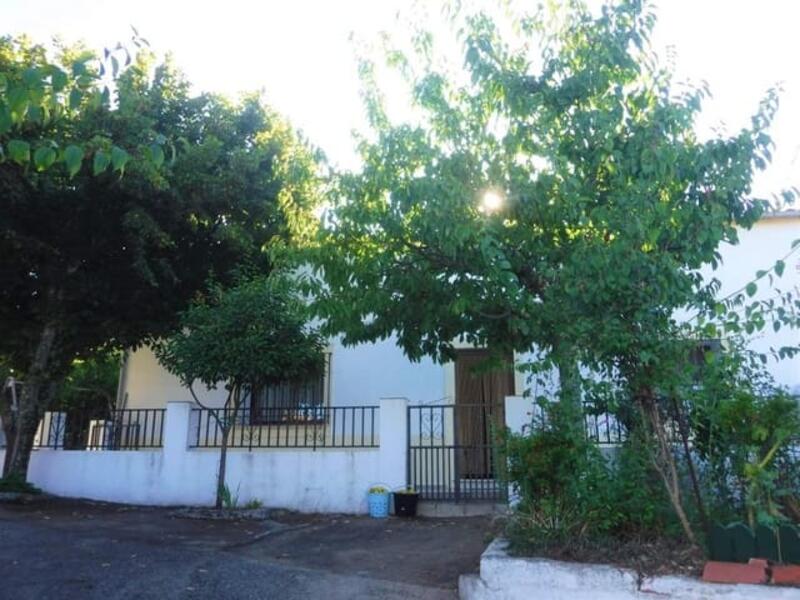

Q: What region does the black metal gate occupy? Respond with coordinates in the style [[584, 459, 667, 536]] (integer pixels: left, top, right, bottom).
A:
[[407, 403, 506, 502]]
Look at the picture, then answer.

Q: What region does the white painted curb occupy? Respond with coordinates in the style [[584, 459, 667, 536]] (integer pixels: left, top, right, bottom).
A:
[[459, 539, 800, 599]]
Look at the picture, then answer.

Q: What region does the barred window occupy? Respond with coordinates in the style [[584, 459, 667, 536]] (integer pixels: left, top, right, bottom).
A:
[[248, 355, 329, 425]]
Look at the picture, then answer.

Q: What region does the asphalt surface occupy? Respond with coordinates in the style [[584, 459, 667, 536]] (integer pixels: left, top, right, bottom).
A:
[[0, 498, 491, 600]]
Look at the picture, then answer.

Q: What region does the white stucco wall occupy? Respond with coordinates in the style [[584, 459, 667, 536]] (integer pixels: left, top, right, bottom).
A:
[[703, 215, 800, 393], [329, 337, 446, 407], [26, 447, 380, 512], [121, 346, 229, 409], [21, 401, 405, 513], [122, 336, 447, 410]]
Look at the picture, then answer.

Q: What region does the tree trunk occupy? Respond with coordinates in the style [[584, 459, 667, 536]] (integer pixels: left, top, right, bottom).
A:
[[639, 392, 698, 547], [215, 387, 241, 509], [216, 429, 230, 509], [1, 396, 17, 477], [6, 322, 60, 480]]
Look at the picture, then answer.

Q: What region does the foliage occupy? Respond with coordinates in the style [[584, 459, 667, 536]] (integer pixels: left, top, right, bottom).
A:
[[220, 483, 240, 510], [0, 34, 322, 478], [310, 0, 778, 379], [0, 31, 151, 176], [242, 498, 264, 510], [501, 409, 613, 542], [368, 485, 389, 494], [154, 275, 325, 393], [688, 346, 800, 528], [54, 352, 120, 412]]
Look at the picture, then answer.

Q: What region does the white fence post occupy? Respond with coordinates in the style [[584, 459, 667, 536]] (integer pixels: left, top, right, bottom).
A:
[[379, 397, 408, 491], [163, 402, 192, 458]]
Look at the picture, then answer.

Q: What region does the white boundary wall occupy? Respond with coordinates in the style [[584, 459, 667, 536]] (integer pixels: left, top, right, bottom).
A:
[[19, 399, 407, 514]]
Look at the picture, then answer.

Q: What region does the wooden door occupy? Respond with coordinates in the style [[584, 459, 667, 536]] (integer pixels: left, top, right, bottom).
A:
[[454, 349, 514, 478]]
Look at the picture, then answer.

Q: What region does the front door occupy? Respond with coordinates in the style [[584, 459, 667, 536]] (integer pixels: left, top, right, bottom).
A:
[[454, 349, 514, 479]]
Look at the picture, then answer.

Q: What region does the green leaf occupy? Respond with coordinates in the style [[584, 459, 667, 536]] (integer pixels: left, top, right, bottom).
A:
[[69, 88, 82, 110], [7, 87, 29, 117], [149, 143, 165, 168], [0, 73, 7, 93], [72, 60, 88, 77], [745, 282, 758, 297], [774, 260, 785, 277], [0, 107, 12, 134], [51, 68, 68, 92], [22, 67, 41, 88], [93, 150, 110, 175], [7, 139, 30, 165], [27, 105, 43, 124], [110, 146, 129, 173], [63, 144, 84, 177], [33, 146, 57, 171]]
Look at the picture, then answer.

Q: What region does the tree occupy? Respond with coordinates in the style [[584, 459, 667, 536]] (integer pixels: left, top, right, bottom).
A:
[[0, 36, 321, 478], [309, 0, 781, 544], [154, 275, 326, 509]]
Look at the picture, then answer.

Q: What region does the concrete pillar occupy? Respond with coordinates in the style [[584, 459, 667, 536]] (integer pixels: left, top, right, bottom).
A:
[[504, 395, 532, 434], [378, 397, 408, 491], [163, 402, 192, 458]]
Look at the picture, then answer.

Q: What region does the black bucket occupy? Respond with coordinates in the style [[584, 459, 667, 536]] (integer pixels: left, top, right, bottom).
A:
[[393, 492, 419, 517]]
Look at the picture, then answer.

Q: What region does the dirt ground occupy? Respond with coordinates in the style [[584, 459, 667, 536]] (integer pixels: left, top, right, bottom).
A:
[[0, 497, 492, 599]]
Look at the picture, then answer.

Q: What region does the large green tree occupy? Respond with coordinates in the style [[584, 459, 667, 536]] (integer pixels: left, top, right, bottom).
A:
[[310, 0, 782, 543], [0, 36, 321, 478]]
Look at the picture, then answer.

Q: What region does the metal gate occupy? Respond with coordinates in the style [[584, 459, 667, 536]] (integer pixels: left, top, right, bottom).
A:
[[407, 403, 506, 502]]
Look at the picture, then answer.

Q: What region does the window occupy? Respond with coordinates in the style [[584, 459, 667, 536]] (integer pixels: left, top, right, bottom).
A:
[[248, 355, 330, 425]]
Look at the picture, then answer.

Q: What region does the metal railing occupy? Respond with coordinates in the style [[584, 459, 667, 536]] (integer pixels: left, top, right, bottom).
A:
[[524, 402, 628, 444], [408, 404, 507, 502], [34, 408, 165, 450], [189, 405, 379, 449]]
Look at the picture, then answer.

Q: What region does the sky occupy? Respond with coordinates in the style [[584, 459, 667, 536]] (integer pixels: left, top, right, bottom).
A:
[[3, 0, 799, 200]]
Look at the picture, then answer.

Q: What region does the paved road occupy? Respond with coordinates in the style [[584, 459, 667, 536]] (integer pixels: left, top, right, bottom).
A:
[[0, 499, 490, 600]]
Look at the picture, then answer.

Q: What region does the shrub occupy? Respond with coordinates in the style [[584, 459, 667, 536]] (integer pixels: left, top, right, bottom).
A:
[[500, 402, 619, 547]]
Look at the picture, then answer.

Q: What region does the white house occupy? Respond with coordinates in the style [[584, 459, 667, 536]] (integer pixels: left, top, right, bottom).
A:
[[119, 210, 800, 409], [9, 212, 800, 514]]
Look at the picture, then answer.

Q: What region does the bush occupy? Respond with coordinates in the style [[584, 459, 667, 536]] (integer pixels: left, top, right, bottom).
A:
[[500, 401, 682, 553], [500, 402, 620, 547]]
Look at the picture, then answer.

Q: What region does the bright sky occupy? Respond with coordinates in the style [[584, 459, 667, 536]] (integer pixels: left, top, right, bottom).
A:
[[3, 0, 799, 200]]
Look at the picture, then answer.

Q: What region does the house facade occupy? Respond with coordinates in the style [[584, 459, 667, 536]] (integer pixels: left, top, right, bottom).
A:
[[120, 211, 800, 410], [6, 212, 799, 514]]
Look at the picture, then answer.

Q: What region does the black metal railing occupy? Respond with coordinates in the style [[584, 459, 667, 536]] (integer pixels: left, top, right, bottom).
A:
[[524, 402, 628, 444], [408, 404, 507, 502], [34, 409, 165, 450], [189, 405, 379, 449]]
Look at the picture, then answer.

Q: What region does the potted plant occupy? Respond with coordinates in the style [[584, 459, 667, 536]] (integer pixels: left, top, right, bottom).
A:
[[393, 487, 419, 517], [367, 485, 390, 518]]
